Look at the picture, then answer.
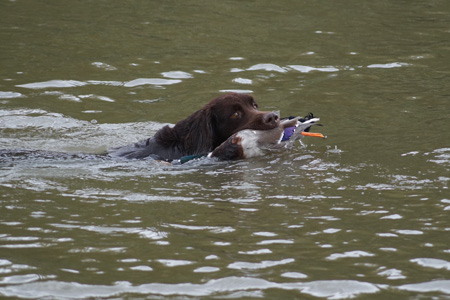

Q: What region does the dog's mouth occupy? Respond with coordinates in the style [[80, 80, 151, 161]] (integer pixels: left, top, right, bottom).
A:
[[237, 111, 280, 132]]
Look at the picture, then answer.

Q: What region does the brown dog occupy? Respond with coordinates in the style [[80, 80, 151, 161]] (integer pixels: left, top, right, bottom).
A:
[[108, 93, 279, 161]]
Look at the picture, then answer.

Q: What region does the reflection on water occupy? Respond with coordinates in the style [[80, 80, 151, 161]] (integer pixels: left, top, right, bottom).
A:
[[11, 60, 410, 93], [1, 0, 450, 299]]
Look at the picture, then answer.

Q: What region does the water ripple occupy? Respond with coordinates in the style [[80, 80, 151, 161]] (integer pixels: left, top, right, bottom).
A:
[[326, 251, 375, 261], [0, 91, 24, 99], [227, 258, 295, 270], [0, 277, 383, 299], [398, 280, 450, 294], [161, 71, 193, 79], [157, 259, 194, 267], [15, 78, 182, 90], [167, 223, 235, 233], [123, 78, 181, 87], [410, 258, 450, 271], [17, 80, 87, 89]]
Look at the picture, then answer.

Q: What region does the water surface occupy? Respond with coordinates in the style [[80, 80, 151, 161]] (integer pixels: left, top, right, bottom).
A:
[[1, 0, 450, 299]]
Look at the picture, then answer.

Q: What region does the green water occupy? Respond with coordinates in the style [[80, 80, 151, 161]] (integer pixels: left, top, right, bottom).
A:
[[1, 1, 450, 299]]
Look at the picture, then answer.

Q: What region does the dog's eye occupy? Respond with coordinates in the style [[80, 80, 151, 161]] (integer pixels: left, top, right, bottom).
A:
[[231, 112, 240, 119], [253, 102, 258, 109]]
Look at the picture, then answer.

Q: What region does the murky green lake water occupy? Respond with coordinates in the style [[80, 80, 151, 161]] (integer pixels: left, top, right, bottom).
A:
[[1, 1, 450, 299]]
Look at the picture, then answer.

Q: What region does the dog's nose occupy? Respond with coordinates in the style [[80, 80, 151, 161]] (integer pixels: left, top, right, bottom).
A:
[[263, 112, 279, 126]]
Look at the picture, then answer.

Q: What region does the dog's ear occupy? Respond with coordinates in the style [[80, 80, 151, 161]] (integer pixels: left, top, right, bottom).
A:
[[181, 108, 215, 155]]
